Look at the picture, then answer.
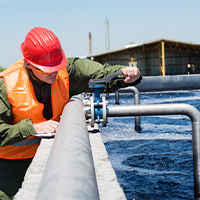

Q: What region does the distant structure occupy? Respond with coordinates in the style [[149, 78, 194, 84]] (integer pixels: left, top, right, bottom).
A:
[[89, 32, 92, 55], [87, 39, 200, 76], [105, 18, 110, 51]]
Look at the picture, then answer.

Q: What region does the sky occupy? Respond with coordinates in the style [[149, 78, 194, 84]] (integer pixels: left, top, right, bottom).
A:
[[0, 0, 200, 68]]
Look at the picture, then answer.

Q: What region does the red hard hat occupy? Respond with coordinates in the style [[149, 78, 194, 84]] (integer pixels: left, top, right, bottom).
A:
[[21, 27, 68, 73]]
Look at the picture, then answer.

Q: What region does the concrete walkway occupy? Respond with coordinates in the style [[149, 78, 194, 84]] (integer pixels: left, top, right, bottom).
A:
[[14, 125, 126, 200], [14, 138, 54, 200], [88, 125, 126, 200]]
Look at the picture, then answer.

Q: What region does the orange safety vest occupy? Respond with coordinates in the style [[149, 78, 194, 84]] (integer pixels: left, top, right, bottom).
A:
[[0, 58, 69, 159]]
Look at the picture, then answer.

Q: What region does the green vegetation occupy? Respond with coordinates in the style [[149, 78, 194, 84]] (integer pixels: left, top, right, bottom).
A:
[[0, 66, 6, 72]]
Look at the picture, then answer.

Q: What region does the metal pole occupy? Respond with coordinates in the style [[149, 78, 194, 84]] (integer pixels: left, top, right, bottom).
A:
[[192, 121, 200, 200], [105, 18, 110, 51], [36, 96, 99, 200], [115, 86, 141, 132], [89, 32, 92, 55], [161, 40, 165, 76], [115, 91, 119, 104], [106, 103, 200, 199]]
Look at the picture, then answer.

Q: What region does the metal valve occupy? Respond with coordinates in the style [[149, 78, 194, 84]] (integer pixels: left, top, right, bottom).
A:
[[87, 71, 124, 127]]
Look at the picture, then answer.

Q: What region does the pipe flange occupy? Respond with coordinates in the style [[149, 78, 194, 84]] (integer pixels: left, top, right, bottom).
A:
[[90, 96, 94, 127], [102, 96, 107, 127]]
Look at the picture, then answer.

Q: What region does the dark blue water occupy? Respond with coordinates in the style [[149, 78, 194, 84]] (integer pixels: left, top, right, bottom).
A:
[[99, 90, 200, 200]]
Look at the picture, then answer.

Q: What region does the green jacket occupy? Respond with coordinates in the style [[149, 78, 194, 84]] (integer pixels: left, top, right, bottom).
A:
[[0, 57, 142, 146]]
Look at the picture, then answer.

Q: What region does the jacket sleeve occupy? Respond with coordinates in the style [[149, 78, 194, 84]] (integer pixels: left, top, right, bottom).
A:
[[67, 57, 142, 97], [0, 78, 36, 146]]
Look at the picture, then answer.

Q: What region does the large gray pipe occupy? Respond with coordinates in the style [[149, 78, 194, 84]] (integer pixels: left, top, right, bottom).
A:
[[135, 74, 200, 92], [36, 96, 99, 200], [107, 103, 200, 199]]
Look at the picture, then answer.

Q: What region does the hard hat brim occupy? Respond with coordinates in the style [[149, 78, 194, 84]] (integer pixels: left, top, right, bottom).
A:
[[23, 49, 68, 73]]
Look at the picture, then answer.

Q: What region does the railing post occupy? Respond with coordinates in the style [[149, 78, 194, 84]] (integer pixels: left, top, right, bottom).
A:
[[36, 96, 99, 200], [115, 86, 141, 132], [106, 103, 200, 199], [192, 121, 200, 199], [115, 91, 119, 104]]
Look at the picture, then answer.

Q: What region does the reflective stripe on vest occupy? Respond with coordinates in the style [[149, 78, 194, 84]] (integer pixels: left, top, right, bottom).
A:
[[0, 136, 41, 160], [0, 58, 69, 159]]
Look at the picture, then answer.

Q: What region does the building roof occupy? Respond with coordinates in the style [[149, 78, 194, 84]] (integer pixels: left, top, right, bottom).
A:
[[84, 39, 200, 62]]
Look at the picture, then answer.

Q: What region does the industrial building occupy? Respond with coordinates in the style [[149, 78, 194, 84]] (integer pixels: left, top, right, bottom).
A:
[[87, 39, 200, 76]]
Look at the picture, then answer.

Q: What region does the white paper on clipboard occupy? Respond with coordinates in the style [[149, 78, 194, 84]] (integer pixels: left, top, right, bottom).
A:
[[32, 132, 56, 138]]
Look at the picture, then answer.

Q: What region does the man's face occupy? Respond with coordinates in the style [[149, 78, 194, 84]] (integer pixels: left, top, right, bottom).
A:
[[26, 63, 58, 84]]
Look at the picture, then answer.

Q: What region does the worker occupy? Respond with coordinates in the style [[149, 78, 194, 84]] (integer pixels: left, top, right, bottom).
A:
[[0, 27, 142, 200]]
